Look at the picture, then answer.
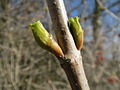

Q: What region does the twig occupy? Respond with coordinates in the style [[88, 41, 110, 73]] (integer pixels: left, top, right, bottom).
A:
[[97, 0, 120, 22]]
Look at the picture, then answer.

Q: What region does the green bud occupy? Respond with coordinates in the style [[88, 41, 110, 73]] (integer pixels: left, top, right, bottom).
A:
[[29, 21, 64, 57], [68, 16, 84, 50]]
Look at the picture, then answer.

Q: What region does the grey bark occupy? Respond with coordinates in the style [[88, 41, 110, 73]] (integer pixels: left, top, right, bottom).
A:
[[46, 0, 90, 90]]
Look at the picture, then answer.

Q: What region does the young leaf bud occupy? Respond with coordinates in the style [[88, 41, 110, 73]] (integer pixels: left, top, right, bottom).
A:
[[29, 21, 64, 57], [68, 16, 84, 50]]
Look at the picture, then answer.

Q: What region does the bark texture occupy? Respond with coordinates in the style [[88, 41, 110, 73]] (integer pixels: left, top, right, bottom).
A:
[[46, 0, 90, 90]]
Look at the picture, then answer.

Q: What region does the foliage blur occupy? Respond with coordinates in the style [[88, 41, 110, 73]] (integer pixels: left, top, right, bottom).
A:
[[0, 0, 120, 90]]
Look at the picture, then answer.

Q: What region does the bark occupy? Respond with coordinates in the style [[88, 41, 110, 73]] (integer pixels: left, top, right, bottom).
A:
[[46, 0, 90, 90]]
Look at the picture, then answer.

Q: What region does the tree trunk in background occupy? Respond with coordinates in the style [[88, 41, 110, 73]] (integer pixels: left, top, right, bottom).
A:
[[92, 0, 103, 51], [46, 0, 90, 90]]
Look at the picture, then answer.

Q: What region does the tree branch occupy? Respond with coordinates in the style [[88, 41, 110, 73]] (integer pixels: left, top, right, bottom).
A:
[[46, 0, 90, 90], [46, 0, 77, 57], [97, 0, 120, 22]]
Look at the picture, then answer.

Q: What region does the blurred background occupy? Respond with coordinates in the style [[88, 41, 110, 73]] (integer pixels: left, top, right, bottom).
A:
[[0, 0, 120, 90]]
